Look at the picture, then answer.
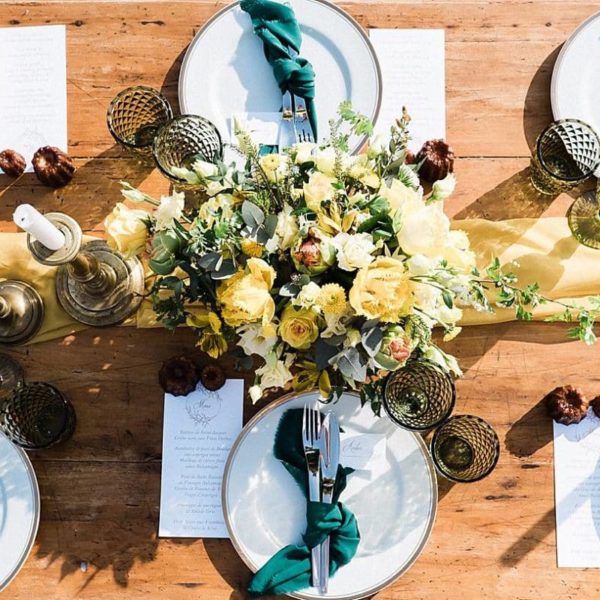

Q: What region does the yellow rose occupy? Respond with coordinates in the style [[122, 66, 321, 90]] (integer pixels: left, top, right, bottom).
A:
[[217, 258, 276, 327], [379, 179, 423, 215], [279, 305, 319, 350], [349, 257, 414, 322], [303, 172, 335, 212], [104, 203, 149, 259]]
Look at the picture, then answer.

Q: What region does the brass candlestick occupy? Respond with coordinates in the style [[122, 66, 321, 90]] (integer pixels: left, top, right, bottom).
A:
[[0, 280, 44, 345], [27, 213, 145, 327]]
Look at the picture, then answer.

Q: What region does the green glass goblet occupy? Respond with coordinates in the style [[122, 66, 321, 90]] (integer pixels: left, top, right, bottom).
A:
[[431, 415, 500, 483], [383, 360, 456, 432], [568, 188, 600, 249], [530, 119, 600, 195]]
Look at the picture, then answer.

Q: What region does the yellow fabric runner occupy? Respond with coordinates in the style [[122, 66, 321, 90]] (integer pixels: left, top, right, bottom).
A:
[[1, 217, 599, 344]]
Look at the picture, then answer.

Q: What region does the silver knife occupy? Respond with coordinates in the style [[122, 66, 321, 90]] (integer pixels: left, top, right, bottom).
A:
[[319, 412, 340, 594], [278, 89, 298, 149]]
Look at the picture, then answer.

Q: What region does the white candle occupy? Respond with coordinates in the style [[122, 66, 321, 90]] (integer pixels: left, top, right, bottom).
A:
[[13, 204, 65, 251]]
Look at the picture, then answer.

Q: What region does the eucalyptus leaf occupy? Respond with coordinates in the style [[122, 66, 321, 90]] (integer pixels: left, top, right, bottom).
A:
[[241, 201, 265, 227], [315, 339, 339, 371]]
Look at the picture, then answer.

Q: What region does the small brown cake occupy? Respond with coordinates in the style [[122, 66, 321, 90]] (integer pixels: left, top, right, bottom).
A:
[[200, 364, 226, 391], [590, 395, 600, 418], [32, 146, 75, 188], [415, 139, 455, 182], [158, 356, 199, 396], [544, 385, 588, 425], [0, 149, 26, 177]]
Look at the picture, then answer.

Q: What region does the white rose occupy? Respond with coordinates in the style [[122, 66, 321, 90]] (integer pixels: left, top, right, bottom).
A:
[[276, 203, 299, 250], [294, 141, 317, 164], [294, 282, 321, 309], [154, 191, 185, 230], [238, 322, 278, 357], [332, 232, 376, 271], [397, 203, 450, 257], [192, 159, 219, 178], [104, 203, 149, 259], [429, 173, 456, 203], [315, 147, 336, 176]]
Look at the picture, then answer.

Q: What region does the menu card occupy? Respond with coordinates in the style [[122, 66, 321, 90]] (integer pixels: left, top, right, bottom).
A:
[[159, 380, 244, 538], [554, 408, 600, 567], [0, 25, 68, 172], [369, 29, 445, 152]]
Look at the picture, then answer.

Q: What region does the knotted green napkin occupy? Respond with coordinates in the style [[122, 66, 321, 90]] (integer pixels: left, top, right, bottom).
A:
[[248, 409, 360, 597], [240, 0, 318, 139]]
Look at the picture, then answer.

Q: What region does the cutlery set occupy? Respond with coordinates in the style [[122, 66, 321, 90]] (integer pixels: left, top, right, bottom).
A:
[[302, 403, 340, 594]]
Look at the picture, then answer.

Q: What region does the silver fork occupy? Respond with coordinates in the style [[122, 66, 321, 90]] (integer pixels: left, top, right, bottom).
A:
[[279, 89, 298, 148], [302, 403, 322, 588], [286, 45, 315, 143]]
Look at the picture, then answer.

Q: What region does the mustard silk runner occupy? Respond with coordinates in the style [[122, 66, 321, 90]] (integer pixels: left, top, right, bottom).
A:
[[1, 217, 600, 343]]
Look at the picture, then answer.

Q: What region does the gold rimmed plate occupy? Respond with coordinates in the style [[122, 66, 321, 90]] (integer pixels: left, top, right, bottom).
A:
[[222, 390, 437, 599]]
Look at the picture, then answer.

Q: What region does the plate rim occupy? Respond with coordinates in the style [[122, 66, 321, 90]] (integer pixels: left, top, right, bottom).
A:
[[178, 0, 382, 154], [551, 10, 600, 120], [221, 390, 438, 600], [0, 435, 41, 592]]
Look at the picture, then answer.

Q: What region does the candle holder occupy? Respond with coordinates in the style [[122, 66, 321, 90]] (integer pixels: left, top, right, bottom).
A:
[[27, 213, 145, 326], [0, 280, 44, 345]]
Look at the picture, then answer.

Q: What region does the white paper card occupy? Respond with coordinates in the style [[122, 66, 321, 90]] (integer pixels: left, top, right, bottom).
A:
[[554, 409, 600, 567], [369, 29, 445, 152], [0, 25, 68, 173], [340, 433, 386, 471], [159, 380, 244, 538], [231, 112, 281, 145]]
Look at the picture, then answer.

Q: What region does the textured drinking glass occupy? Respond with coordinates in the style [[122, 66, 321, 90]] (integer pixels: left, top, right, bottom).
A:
[[383, 360, 456, 431], [0, 382, 76, 449], [152, 115, 223, 187], [0, 353, 24, 402], [431, 415, 500, 483], [530, 119, 600, 195], [107, 86, 173, 156], [568, 188, 600, 249]]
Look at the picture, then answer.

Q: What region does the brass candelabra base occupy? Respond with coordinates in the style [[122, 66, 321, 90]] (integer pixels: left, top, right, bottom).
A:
[[0, 280, 44, 345], [28, 213, 145, 327]]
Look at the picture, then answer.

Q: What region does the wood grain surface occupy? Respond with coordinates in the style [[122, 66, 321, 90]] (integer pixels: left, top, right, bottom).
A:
[[1, 1, 600, 599]]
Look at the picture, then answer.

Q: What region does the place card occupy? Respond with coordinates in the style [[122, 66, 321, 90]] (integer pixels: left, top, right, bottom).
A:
[[231, 112, 282, 146], [554, 408, 600, 567], [159, 379, 244, 538], [0, 25, 68, 173], [340, 433, 386, 471], [369, 29, 445, 152]]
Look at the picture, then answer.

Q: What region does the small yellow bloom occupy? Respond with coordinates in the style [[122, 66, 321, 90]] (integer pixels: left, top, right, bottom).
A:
[[316, 284, 347, 315], [186, 309, 227, 358], [303, 171, 335, 212], [240, 238, 264, 257], [279, 305, 319, 350], [217, 258, 276, 327], [349, 256, 414, 322], [197, 330, 228, 358]]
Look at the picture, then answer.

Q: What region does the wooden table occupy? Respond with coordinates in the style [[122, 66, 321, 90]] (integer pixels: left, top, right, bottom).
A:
[[1, 1, 600, 598]]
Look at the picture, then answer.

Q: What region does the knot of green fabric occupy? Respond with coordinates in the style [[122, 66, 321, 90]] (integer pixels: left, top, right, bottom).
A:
[[247, 409, 360, 597], [240, 0, 318, 138]]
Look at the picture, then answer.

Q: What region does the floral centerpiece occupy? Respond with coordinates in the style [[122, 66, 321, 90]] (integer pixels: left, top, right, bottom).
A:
[[105, 104, 600, 411]]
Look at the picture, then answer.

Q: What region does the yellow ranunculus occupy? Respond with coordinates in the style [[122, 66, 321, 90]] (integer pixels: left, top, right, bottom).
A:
[[379, 179, 423, 215], [217, 258, 276, 327], [349, 257, 414, 322], [240, 238, 264, 257], [104, 203, 149, 259], [303, 172, 335, 212], [279, 305, 319, 350]]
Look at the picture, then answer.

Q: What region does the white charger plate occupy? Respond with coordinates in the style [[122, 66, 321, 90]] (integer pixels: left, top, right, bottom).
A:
[[222, 391, 437, 600], [179, 0, 382, 153], [551, 11, 600, 131], [0, 432, 40, 592]]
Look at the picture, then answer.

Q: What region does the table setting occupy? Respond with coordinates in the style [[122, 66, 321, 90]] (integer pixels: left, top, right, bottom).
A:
[[3, 1, 600, 598]]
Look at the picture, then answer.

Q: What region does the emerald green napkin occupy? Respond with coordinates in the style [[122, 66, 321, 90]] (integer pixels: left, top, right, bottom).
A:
[[248, 409, 360, 597], [240, 0, 318, 139]]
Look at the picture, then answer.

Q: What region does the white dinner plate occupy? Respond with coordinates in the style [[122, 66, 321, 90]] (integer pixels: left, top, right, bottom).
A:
[[551, 11, 600, 132], [0, 432, 40, 591], [179, 0, 382, 153], [222, 391, 437, 600]]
